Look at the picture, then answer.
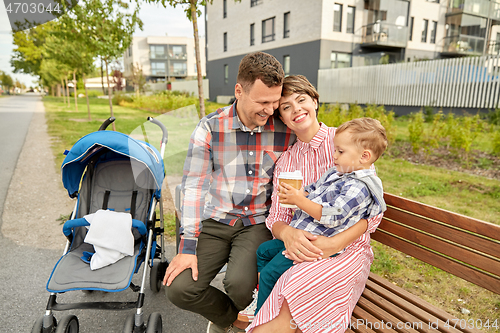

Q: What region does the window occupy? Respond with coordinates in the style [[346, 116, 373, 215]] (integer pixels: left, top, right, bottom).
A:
[[128, 46, 132, 57], [284, 12, 290, 38], [331, 52, 352, 68], [251, 0, 262, 7], [409, 17, 414, 41], [171, 61, 187, 76], [170, 45, 186, 59], [223, 0, 227, 18], [430, 21, 437, 44], [346, 6, 355, 34], [224, 64, 229, 84], [283, 55, 290, 75], [223, 32, 227, 52], [421, 19, 428, 43], [333, 4, 343, 32], [150, 45, 165, 59], [262, 17, 276, 43], [151, 62, 166, 76], [250, 23, 255, 46]]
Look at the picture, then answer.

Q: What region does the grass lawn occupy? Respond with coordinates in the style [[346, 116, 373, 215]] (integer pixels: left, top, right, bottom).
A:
[[43, 97, 500, 331]]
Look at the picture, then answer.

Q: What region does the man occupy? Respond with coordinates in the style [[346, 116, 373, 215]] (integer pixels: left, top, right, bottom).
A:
[[163, 52, 296, 333]]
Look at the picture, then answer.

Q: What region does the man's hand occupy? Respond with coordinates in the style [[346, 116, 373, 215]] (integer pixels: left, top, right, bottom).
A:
[[163, 253, 198, 287]]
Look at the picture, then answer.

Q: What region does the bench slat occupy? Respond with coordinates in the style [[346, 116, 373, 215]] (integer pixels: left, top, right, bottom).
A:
[[384, 193, 500, 239], [355, 296, 419, 333], [372, 230, 500, 294], [363, 281, 459, 333], [384, 207, 500, 260], [366, 274, 482, 333], [378, 218, 500, 278]]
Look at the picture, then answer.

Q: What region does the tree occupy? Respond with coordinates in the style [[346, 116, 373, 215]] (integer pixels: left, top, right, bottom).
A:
[[10, 21, 57, 79], [71, 0, 143, 130], [43, 18, 95, 118], [0, 71, 14, 93], [128, 63, 147, 97], [145, 0, 208, 118]]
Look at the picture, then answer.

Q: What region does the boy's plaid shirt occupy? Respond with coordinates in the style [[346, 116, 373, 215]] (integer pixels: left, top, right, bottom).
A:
[[179, 103, 296, 254]]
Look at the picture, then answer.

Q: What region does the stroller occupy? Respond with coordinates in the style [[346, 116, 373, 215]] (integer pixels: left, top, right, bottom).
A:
[[32, 117, 169, 333]]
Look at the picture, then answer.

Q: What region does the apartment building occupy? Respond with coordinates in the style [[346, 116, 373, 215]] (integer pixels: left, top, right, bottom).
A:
[[205, 0, 500, 100], [123, 36, 206, 83]]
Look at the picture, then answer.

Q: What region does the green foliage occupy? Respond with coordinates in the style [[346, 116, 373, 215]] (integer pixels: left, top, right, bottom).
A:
[[317, 103, 396, 145], [493, 130, 500, 156], [406, 111, 490, 166], [122, 91, 199, 113], [112, 92, 134, 105], [423, 106, 434, 123], [408, 111, 424, 154], [487, 108, 500, 126], [448, 113, 485, 167]]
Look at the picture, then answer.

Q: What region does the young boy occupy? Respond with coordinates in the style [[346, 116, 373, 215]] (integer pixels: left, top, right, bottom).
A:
[[254, 117, 388, 314]]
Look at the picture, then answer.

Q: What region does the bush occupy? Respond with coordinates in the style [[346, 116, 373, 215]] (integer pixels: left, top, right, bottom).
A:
[[120, 90, 199, 114], [408, 111, 424, 154], [318, 103, 396, 145], [112, 93, 133, 105], [492, 130, 500, 156]]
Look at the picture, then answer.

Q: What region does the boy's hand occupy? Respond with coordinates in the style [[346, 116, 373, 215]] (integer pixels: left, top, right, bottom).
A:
[[278, 182, 306, 205]]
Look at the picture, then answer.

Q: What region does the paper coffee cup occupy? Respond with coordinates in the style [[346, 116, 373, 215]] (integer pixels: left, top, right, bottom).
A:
[[278, 170, 303, 208]]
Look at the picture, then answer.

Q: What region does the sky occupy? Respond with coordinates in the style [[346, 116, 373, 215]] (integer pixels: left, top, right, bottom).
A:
[[0, 1, 205, 87]]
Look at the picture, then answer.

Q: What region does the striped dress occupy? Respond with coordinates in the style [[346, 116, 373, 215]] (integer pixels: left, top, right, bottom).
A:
[[247, 123, 382, 333]]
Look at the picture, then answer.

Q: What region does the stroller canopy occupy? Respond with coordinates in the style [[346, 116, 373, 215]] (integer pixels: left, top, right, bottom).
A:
[[62, 131, 165, 198]]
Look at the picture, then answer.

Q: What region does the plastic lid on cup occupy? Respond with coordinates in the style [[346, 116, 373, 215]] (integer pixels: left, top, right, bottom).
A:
[[279, 170, 303, 180]]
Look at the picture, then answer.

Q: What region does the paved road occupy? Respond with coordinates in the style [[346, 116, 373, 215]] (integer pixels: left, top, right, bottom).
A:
[[0, 94, 208, 332]]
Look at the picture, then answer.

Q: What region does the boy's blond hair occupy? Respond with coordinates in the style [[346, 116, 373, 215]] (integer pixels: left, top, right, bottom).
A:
[[335, 118, 388, 162]]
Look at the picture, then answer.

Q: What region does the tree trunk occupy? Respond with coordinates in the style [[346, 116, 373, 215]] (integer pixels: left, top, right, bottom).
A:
[[65, 77, 70, 108], [73, 70, 78, 112], [105, 60, 116, 131], [190, 0, 205, 119], [83, 73, 91, 121], [61, 78, 66, 105], [101, 57, 105, 96]]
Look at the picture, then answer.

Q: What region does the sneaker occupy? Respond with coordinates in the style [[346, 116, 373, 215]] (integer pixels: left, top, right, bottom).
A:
[[206, 322, 246, 333], [207, 322, 225, 333], [237, 289, 258, 323]]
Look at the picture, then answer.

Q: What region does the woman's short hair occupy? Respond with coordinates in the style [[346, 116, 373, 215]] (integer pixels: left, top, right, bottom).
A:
[[237, 52, 284, 92], [336, 118, 388, 161], [281, 75, 319, 103]]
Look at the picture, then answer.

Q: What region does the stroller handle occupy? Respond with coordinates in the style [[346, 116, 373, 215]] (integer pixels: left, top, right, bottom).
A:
[[147, 117, 168, 159], [98, 117, 116, 131]]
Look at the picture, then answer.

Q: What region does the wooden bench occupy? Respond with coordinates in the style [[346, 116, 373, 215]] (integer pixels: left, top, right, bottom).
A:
[[348, 193, 500, 333], [174, 186, 500, 332]]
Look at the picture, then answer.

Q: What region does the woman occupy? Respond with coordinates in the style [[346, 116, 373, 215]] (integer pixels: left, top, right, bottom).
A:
[[247, 75, 382, 333]]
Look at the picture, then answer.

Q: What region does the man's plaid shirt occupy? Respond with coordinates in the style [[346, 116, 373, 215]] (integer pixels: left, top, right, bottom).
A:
[[179, 103, 296, 254]]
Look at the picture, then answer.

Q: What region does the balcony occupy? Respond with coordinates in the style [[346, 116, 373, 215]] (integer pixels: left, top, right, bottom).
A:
[[442, 35, 485, 55], [448, 0, 500, 19], [361, 22, 408, 48]]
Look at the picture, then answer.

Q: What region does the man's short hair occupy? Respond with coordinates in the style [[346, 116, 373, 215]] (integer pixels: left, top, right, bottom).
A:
[[336, 118, 388, 161], [237, 52, 284, 92]]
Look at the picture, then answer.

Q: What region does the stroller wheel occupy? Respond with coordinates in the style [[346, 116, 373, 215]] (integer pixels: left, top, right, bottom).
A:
[[150, 261, 168, 293], [123, 313, 135, 333], [31, 315, 57, 333], [146, 312, 162, 333], [55, 315, 79, 333]]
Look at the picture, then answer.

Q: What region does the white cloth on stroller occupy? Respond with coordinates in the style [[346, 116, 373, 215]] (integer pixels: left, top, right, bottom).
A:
[[83, 209, 135, 270]]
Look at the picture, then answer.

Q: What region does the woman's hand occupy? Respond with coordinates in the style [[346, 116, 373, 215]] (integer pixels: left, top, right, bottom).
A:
[[311, 219, 369, 258], [273, 222, 323, 263]]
